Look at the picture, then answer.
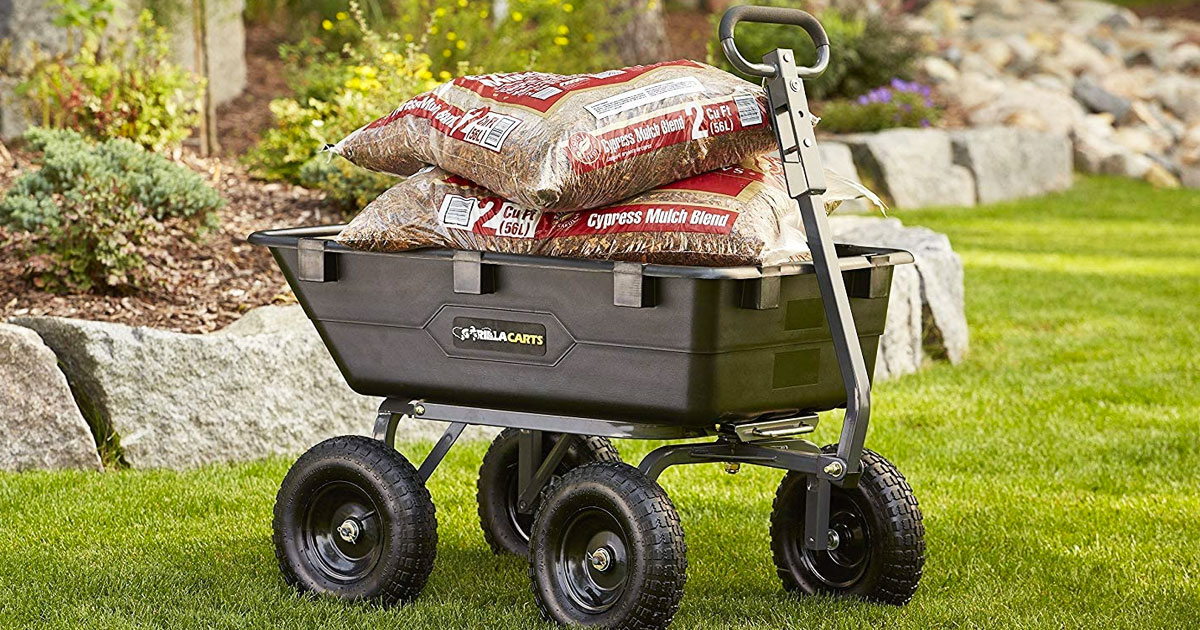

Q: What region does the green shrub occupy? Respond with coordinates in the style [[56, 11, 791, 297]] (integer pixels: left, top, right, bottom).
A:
[[298, 156, 399, 211], [0, 128, 223, 292], [243, 6, 440, 205], [248, 0, 616, 76], [245, 0, 622, 211], [18, 1, 203, 151], [816, 79, 941, 134], [708, 3, 922, 101]]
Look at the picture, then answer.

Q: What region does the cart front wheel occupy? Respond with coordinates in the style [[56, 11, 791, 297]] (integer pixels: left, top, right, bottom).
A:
[[530, 461, 686, 630], [770, 447, 924, 605], [273, 435, 437, 605], [477, 429, 620, 556]]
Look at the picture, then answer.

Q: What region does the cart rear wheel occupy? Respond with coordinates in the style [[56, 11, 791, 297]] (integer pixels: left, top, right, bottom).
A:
[[770, 447, 924, 605], [477, 429, 620, 556], [529, 461, 686, 630], [273, 436, 437, 605]]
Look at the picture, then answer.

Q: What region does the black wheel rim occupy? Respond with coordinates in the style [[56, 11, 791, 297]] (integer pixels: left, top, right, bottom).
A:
[[504, 469, 535, 543], [553, 507, 629, 613], [799, 494, 871, 589], [302, 480, 383, 583]]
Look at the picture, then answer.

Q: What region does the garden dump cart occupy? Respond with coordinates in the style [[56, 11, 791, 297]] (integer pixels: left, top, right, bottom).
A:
[[250, 7, 925, 629]]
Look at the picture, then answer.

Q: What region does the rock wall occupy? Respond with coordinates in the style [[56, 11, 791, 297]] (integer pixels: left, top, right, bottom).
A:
[[910, 0, 1200, 188]]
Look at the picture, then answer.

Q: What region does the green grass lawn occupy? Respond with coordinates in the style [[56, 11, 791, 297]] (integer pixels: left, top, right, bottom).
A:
[[2, 177, 1198, 629]]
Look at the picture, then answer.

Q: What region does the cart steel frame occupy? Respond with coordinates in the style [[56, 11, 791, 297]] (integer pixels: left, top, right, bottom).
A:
[[363, 9, 866, 551]]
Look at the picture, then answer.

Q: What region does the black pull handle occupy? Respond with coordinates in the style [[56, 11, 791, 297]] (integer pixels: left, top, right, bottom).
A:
[[718, 5, 830, 79]]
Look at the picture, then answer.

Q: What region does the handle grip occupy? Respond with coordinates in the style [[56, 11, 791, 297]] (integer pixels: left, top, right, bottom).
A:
[[719, 5, 830, 79]]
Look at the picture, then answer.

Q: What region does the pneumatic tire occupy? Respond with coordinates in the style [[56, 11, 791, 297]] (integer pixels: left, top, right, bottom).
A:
[[477, 429, 621, 556], [273, 435, 437, 605], [529, 461, 687, 630], [770, 447, 924, 605]]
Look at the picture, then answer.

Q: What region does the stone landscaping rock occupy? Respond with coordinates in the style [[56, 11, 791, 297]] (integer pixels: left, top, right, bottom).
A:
[[819, 141, 871, 213], [1073, 77, 1132, 119], [1151, 75, 1200, 124], [831, 217, 968, 366], [872, 263, 924, 380], [1101, 151, 1154, 179], [840, 129, 977, 209], [12, 306, 484, 469], [0, 324, 102, 472], [1073, 130, 1123, 173], [967, 82, 1087, 137], [950, 127, 1073, 204], [923, 0, 1200, 191]]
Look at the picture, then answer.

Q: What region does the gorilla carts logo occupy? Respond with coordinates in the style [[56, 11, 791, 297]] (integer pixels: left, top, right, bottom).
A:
[[451, 317, 547, 356], [566, 132, 602, 166]]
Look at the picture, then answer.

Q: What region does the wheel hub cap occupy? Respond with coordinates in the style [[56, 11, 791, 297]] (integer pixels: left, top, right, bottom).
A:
[[337, 519, 361, 544], [589, 547, 613, 572], [555, 508, 629, 613], [301, 481, 382, 582]]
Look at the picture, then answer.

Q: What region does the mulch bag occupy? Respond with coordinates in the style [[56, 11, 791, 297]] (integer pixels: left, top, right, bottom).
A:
[[337, 157, 882, 267], [329, 60, 776, 212]]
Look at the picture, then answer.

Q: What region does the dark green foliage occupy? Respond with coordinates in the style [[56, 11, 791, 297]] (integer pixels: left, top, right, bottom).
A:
[[298, 156, 400, 212], [709, 3, 922, 101], [0, 128, 223, 292]]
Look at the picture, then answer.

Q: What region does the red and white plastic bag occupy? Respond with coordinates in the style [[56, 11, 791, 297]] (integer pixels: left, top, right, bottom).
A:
[[329, 61, 777, 212], [337, 157, 882, 267]]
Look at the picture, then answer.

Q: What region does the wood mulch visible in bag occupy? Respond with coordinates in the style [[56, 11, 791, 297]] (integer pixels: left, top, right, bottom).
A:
[[0, 149, 340, 334]]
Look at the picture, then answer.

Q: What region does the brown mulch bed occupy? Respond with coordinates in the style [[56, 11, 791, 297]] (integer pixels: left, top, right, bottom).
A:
[[216, 24, 294, 158], [0, 151, 339, 334], [0, 22, 342, 335]]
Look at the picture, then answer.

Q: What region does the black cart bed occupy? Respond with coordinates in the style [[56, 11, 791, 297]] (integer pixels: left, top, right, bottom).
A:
[[249, 226, 911, 433]]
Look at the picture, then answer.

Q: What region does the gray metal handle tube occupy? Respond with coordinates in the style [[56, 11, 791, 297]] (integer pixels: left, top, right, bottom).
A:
[[719, 5, 830, 79], [795, 194, 871, 474]]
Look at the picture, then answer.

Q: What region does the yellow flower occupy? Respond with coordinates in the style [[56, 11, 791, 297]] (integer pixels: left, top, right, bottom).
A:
[[554, 36, 569, 46], [457, 0, 468, 6], [439, 70, 452, 80], [447, 31, 457, 40], [419, 69, 434, 80], [321, 19, 333, 30], [430, 25, 439, 34], [479, 9, 488, 18], [512, 11, 523, 21], [563, 3, 573, 12], [442, 48, 452, 57], [335, 11, 348, 20], [404, 33, 414, 42], [435, 7, 446, 17], [455, 39, 466, 49], [357, 65, 377, 78], [557, 24, 569, 35]]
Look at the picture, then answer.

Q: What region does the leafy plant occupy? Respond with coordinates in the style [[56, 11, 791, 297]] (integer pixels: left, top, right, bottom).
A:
[[244, 3, 441, 209], [0, 128, 223, 292], [816, 79, 941, 134], [245, 0, 623, 211], [708, 3, 922, 101], [18, 0, 203, 151]]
